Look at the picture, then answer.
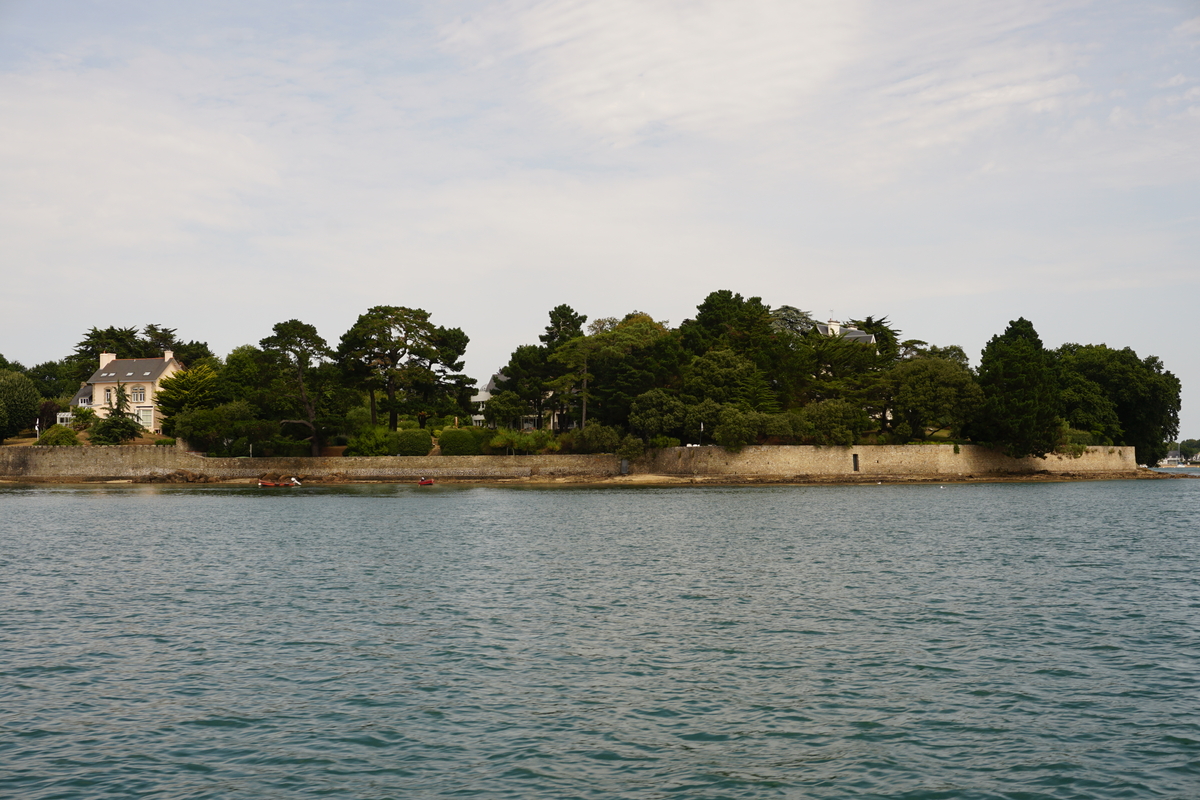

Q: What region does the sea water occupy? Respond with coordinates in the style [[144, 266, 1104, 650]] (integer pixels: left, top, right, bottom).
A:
[[2, 479, 1199, 799]]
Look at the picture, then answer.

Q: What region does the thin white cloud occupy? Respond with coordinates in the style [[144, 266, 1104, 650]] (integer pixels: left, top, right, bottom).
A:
[[3, 85, 275, 239]]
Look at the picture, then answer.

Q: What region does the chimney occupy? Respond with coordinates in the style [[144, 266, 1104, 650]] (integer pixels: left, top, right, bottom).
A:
[[99, 352, 116, 369], [164, 350, 174, 362]]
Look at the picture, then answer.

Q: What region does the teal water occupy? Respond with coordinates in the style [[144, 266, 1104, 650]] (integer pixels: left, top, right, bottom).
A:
[[2, 480, 1199, 799]]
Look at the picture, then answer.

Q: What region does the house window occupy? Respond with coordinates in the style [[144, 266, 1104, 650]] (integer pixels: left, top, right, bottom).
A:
[[132, 386, 146, 403], [104, 388, 112, 405], [138, 408, 154, 428]]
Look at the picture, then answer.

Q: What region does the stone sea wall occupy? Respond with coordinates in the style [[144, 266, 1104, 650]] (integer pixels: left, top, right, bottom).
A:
[[0, 443, 1137, 481], [640, 444, 1137, 476], [0, 446, 620, 481]]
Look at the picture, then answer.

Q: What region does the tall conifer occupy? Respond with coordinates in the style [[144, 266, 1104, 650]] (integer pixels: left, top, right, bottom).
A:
[[972, 318, 1060, 459]]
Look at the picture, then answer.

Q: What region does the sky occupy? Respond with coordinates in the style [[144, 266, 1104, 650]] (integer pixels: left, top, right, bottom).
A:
[[2, 0, 1197, 434]]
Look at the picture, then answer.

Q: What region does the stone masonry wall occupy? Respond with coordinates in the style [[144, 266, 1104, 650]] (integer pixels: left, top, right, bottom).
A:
[[639, 444, 1137, 476], [0, 447, 621, 480], [0, 443, 1137, 482]]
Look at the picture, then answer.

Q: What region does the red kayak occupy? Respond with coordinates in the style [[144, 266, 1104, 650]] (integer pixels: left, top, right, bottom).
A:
[[418, 478, 434, 486], [259, 478, 301, 487]]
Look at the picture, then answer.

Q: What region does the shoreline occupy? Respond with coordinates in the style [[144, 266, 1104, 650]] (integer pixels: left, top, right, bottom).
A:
[[1, 470, 1187, 488]]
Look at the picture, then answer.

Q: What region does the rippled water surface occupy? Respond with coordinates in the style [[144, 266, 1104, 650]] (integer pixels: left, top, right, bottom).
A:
[[3, 479, 1200, 799]]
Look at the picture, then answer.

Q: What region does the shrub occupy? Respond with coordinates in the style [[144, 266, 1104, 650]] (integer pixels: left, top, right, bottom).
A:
[[344, 406, 373, 435], [345, 427, 398, 456], [616, 434, 646, 460], [71, 407, 97, 431], [799, 400, 870, 446], [629, 389, 685, 439], [89, 414, 143, 445], [438, 427, 482, 456], [395, 428, 433, 456], [265, 439, 313, 457], [577, 422, 621, 454], [487, 428, 559, 455], [648, 435, 681, 449], [155, 438, 176, 447], [1055, 425, 1092, 458], [757, 413, 796, 441], [35, 424, 81, 447], [714, 405, 757, 451]]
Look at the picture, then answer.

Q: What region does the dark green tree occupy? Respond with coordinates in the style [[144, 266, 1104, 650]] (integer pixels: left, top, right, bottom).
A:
[[173, 401, 276, 456], [26, 360, 77, 399], [496, 344, 551, 427], [713, 404, 758, 451], [538, 305, 588, 428], [404, 324, 475, 426], [847, 315, 901, 366], [628, 388, 686, 439], [1057, 369, 1122, 445], [970, 318, 1061, 459], [550, 313, 668, 428], [1056, 343, 1180, 465], [260, 320, 332, 456], [539, 304, 588, 349], [0, 370, 41, 440], [155, 364, 223, 436], [680, 290, 773, 358], [338, 306, 471, 431], [801, 399, 871, 446], [483, 390, 527, 429], [681, 349, 759, 406], [769, 305, 816, 336], [0, 353, 26, 373], [885, 357, 984, 441], [801, 330, 877, 403], [222, 345, 292, 420], [918, 344, 970, 369]]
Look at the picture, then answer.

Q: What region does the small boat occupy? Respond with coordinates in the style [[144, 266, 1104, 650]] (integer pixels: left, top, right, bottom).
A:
[[259, 477, 301, 487], [418, 478, 434, 486]]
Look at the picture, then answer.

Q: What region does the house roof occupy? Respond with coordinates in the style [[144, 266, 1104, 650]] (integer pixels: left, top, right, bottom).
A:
[[86, 358, 176, 385], [813, 322, 877, 345]]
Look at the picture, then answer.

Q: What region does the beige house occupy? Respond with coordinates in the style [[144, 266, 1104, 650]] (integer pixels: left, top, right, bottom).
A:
[[71, 351, 182, 433]]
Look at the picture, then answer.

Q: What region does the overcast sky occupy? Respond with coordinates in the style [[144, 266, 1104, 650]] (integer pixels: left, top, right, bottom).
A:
[[2, 0, 1197, 434]]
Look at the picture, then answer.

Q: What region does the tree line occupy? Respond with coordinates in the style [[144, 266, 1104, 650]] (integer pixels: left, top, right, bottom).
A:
[[0, 291, 1182, 464]]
